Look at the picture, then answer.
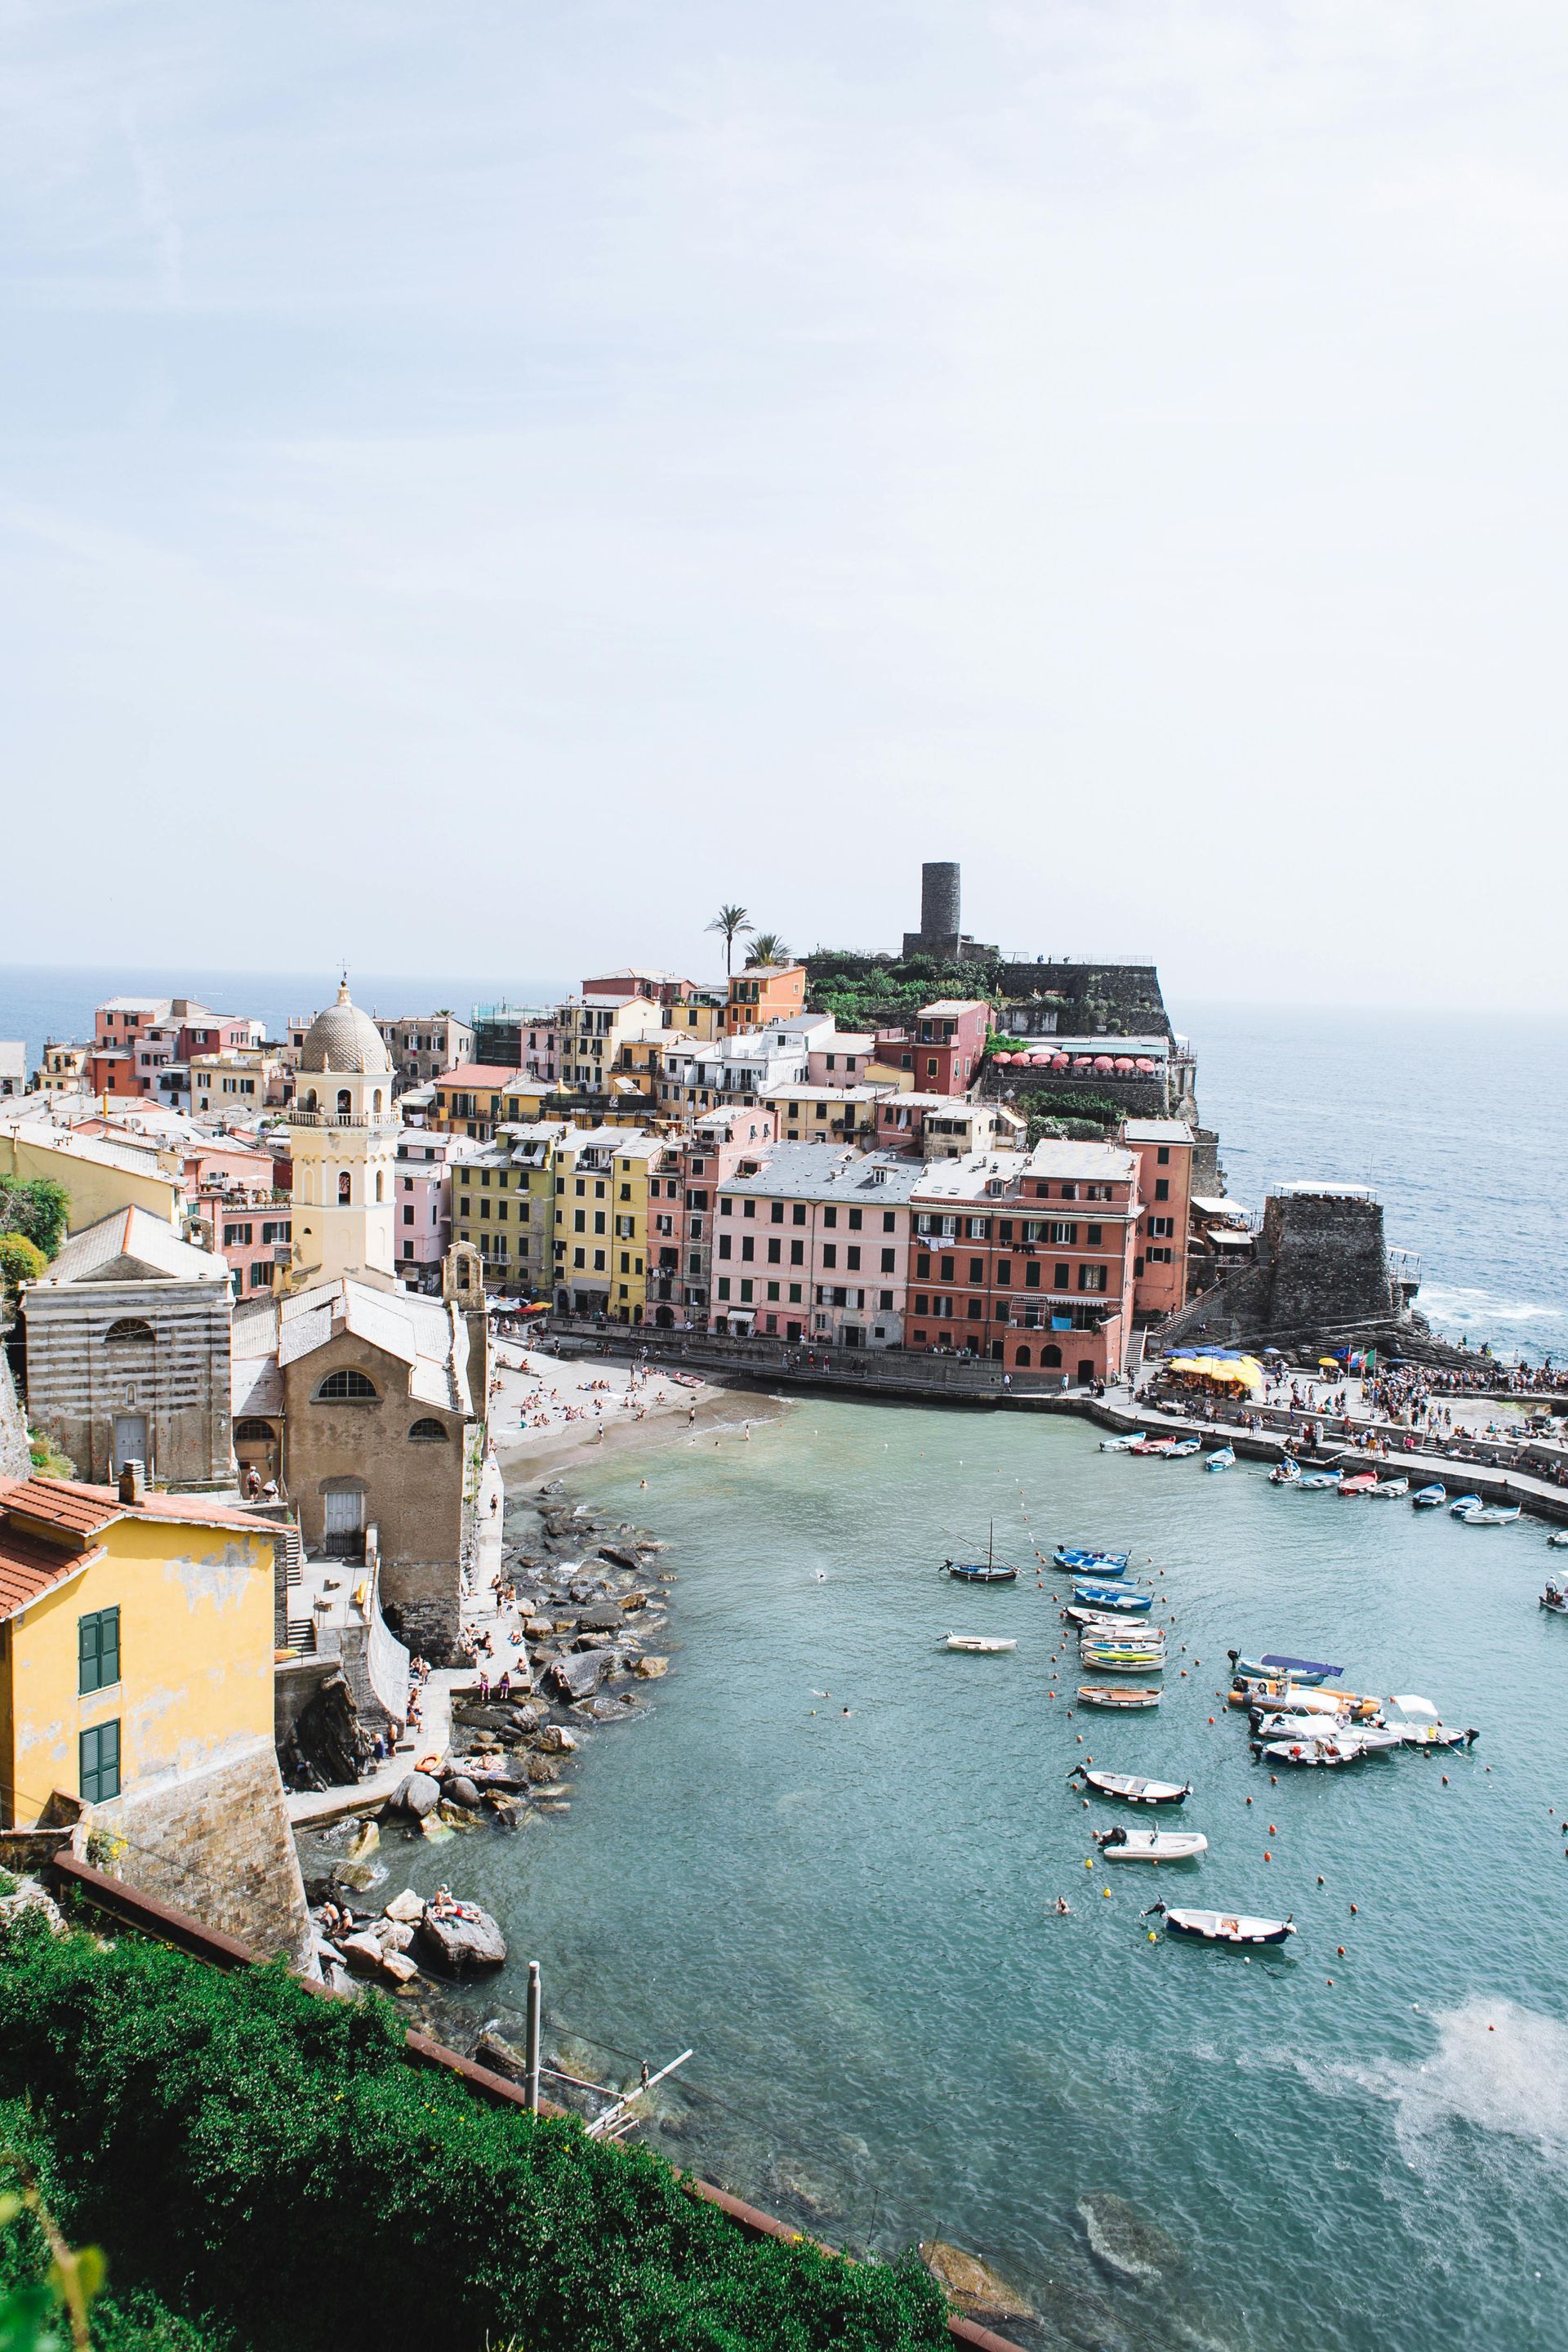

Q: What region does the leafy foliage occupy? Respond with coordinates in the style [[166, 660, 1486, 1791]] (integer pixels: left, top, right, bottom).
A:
[[0, 1183, 69, 1265], [743, 934, 791, 967], [0, 1920, 949, 2352], [0, 1236, 47, 1301], [25, 1431, 75, 1481], [803, 951, 1004, 1033], [0, 2118, 208, 2351]]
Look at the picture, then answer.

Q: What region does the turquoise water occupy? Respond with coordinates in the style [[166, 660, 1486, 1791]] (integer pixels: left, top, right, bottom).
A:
[[393, 1401, 1568, 2352]]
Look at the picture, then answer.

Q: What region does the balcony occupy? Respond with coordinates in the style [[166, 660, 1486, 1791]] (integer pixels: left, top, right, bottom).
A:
[[284, 1110, 398, 1134]]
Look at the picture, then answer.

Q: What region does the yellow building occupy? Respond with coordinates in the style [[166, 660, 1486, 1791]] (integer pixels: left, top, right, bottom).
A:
[[761, 1081, 892, 1144], [451, 1124, 564, 1293], [550, 1127, 669, 1320], [35, 1044, 88, 1094], [0, 1471, 308, 1958], [0, 1120, 183, 1234]]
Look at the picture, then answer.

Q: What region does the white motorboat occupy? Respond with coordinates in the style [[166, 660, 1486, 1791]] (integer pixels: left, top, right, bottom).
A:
[[1384, 1696, 1480, 1749], [1094, 1826, 1208, 1862], [1166, 1439, 1202, 1459], [1098, 1433, 1143, 1452], [1457, 1503, 1521, 1527], [1370, 1477, 1410, 1498], [1205, 1446, 1236, 1471], [1143, 1903, 1296, 1947], [1541, 1584, 1568, 1616], [1548, 1530, 1568, 1549], [944, 1633, 1017, 1654], [1269, 1458, 1303, 1486]]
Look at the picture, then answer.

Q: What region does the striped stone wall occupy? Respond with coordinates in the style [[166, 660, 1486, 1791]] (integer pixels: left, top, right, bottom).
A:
[[21, 1280, 234, 1486]]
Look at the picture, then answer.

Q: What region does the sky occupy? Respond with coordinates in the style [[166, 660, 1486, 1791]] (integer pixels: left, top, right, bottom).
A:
[[2, 1, 1566, 1007]]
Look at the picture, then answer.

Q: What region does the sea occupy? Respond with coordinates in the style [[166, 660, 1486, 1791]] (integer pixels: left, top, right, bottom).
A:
[[9, 963, 1568, 2343], [3, 965, 1564, 1361]]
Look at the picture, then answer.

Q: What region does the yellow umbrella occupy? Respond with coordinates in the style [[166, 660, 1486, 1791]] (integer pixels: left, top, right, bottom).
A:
[[1168, 1356, 1263, 1389]]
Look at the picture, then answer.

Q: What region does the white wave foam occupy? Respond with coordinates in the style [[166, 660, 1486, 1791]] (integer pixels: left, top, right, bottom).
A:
[[1419, 1285, 1561, 1327], [1381, 1998, 1568, 2159]]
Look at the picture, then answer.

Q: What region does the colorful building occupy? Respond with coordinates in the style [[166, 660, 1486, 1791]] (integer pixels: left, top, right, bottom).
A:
[[0, 1470, 306, 1961], [373, 1013, 475, 1090], [714, 1145, 922, 1347], [761, 1081, 889, 1145], [906, 1141, 1140, 1381], [875, 1094, 1025, 1159], [654, 1110, 776, 1326], [724, 964, 807, 1035], [451, 1125, 564, 1293], [1120, 1118, 1196, 1324], [429, 1064, 524, 1141]]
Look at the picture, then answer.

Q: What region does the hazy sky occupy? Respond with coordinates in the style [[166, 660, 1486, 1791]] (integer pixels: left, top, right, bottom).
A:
[[3, 2, 1565, 1006]]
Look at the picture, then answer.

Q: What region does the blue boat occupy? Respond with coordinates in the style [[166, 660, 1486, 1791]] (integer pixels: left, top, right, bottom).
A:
[[1298, 1472, 1340, 1490], [1227, 1650, 1343, 1685], [1071, 1582, 1153, 1615], [1411, 1485, 1447, 1508], [1449, 1494, 1483, 1518], [1055, 1547, 1131, 1573], [1205, 1447, 1236, 1471]]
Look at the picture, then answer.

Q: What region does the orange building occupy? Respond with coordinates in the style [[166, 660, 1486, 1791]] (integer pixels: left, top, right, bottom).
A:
[[725, 964, 806, 1035], [1120, 1118, 1196, 1323]]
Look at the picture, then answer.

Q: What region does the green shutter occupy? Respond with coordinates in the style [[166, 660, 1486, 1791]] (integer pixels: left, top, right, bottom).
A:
[[79, 1720, 121, 1804], [78, 1608, 120, 1695]]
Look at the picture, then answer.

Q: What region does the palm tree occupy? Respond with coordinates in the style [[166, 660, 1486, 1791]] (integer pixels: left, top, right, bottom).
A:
[[745, 933, 791, 968], [706, 903, 754, 974]]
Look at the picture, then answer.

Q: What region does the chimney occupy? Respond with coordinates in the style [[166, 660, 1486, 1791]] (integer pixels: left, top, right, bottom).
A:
[[118, 1459, 145, 1504]]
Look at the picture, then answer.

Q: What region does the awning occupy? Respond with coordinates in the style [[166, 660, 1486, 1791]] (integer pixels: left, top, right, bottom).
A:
[[1191, 1196, 1245, 1219], [1206, 1226, 1253, 1248], [1167, 1355, 1264, 1389]]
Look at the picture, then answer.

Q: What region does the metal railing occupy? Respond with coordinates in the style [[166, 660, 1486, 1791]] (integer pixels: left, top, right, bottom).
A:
[[541, 1317, 1094, 1396]]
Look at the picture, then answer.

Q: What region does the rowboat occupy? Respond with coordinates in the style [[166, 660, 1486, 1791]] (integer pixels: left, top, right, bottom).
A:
[[1456, 1504, 1521, 1527], [1098, 1434, 1143, 1452], [1055, 1546, 1131, 1572], [1067, 1766, 1190, 1806], [1066, 1603, 1145, 1629], [1449, 1494, 1483, 1517], [1411, 1485, 1447, 1508], [1094, 1827, 1208, 1861], [1143, 1903, 1295, 1948], [1205, 1447, 1236, 1471], [1076, 1685, 1161, 1709], [1227, 1650, 1343, 1686], [1166, 1439, 1202, 1459], [1129, 1437, 1178, 1457], [1080, 1644, 1166, 1671], [1255, 1735, 1367, 1766], [1081, 1624, 1166, 1650], [942, 1521, 1017, 1582], [1370, 1477, 1410, 1499], [1547, 1530, 1568, 1549], [1339, 1472, 1379, 1498], [1071, 1583, 1152, 1615], [944, 1633, 1016, 1654], [1299, 1472, 1342, 1490], [1540, 1585, 1568, 1616], [1269, 1459, 1302, 1486]]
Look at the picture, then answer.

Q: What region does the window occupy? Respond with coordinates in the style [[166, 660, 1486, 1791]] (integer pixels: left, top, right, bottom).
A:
[[792, 1203, 806, 1225], [103, 1318, 154, 1345], [235, 1418, 274, 1442], [790, 1239, 804, 1265], [80, 1721, 120, 1805], [939, 1255, 955, 1281], [314, 1369, 377, 1401], [969, 1258, 984, 1284], [880, 1248, 896, 1273], [1086, 1224, 1102, 1245], [1050, 1222, 1077, 1245], [967, 1218, 987, 1240], [1155, 1178, 1169, 1200], [741, 1236, 755, 1262], [223, 1222, 253, 1246], [408, 1418, 448, 1441], [78, 1607, 120, 1695], [248, 1262, 272, 1288], [967, 1298, 984, 1320], [1054, 1262, 1069, 1287], [823, 1206, 838, 1228], [1079, 1263, 1107, 1292], [848, 1208, 862, 1231], [1148, 1215, 1175, 1237], [767, 1238, 782, 1263], [883, 1211, 896, 1232], [1156, 1145, 1171, 1165], [822, 1244, 837, 1268], [338, 1173, 352, 1204]]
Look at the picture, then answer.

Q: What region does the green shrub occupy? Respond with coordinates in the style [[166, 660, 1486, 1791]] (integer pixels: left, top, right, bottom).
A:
[[0, 1182, 69, 1264], [0, 1920, 949, 2352], [0, 1235, 46, 1298]]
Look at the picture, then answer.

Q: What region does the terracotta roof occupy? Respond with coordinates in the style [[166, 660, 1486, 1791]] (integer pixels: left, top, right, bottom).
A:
[[0, 1524, 104, 1620], [0, 1477, 265, 1540]]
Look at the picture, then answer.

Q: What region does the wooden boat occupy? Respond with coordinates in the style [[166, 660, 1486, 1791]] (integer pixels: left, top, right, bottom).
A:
[[1054, 1546, 1131, 1572], [1067, 1766, 1190, 1806], [1076, 1684, 1161, 1709], [1547, 1530, 1568, 1549], [1066, 1603, 1139, 1629], [1370, 1477, 1410, 1498], [1539, 1585, 1568, 1616], [1165, 1439, 1201, 1458], [1339, 1472, 1379, 1498], [1268, 1458, 1302, 1486], [1411, 1485, 1447, 1508], [1256, 1734, 1367, 1766], [1448, 1494, 1483, 1517], [1080, 1644, 1166, 1672], [1071, 1583, 1152, 1616], [1227, 1650, 1343, 1686], [1298, 1471, 1341, 1490], [1094, 1827, 1208, 1862], [1080, 1624, 1166, 1650], [1143, 1903, 1295, 1948], [1205, 1447, 1236, 1471], [1457, 1503, 1521, 1526], [1098, 1434, 1143, 1452], [943, 1633, 1017, 1654], [942, 1524, 1018, 1583], [1129, 1437, 1178, 1457]]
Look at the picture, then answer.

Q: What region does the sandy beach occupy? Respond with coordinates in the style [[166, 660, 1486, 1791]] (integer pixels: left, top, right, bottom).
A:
[[488, 1339, 787, 1482]]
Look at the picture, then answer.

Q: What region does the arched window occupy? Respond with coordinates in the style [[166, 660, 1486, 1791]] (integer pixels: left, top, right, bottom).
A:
[[336, 1088, 352, 1116], [1042, 1344, 1062, 1367], [234, 1417, 277, 1441], [313, 1369, 377, 1401], [372, 1088, 384, 1115], [375, 1169, 385, 1203], [303, 1089, 318, 1112], [1013, 1345, 1031, 1367], [338, 1172, 352, 1204], [408, 1417, 448, 1441], [103, 1317, 154, 1344]]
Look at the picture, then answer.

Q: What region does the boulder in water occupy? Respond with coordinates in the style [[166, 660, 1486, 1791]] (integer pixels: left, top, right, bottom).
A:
[[919, 2241, 1036, 2324], [443, 1775, 482, 1810], [633, 1655, 669, 1678], [419, 1900, 507, 1972], [383, 1887, 425, 1925], [1077, 2192, 1184, 2284], [550, 1649, 606, 1702], [402, 1771, 441, 1819]]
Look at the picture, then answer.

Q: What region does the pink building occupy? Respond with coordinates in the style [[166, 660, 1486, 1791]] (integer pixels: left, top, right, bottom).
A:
[[395, 1129, 470, 1281], [713, 1143, 923, 1347], [804, 1031, 876, 1085], [652, 1107, 777, 1326]]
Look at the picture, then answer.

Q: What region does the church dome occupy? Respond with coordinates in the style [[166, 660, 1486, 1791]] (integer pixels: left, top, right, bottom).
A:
[[300, 982, 393, 1075]]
